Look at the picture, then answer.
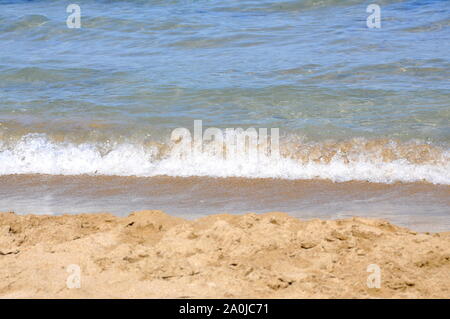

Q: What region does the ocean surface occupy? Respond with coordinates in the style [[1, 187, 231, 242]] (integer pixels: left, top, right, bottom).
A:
[[0, 0, 449, 230]]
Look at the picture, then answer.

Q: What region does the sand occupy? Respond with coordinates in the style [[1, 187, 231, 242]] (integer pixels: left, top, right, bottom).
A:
[[0, 210, 449, 298]]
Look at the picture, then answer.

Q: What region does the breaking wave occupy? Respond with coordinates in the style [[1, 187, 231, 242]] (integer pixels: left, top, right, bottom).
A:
[[0, 133, 449, 185]]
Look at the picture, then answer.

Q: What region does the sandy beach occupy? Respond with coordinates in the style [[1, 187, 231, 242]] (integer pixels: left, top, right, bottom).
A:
[[0, 210, 448, 298], [1, 0, 449, 304]]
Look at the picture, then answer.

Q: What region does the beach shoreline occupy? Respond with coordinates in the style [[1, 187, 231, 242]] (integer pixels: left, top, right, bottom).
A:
[[1, 210, 449, 298]]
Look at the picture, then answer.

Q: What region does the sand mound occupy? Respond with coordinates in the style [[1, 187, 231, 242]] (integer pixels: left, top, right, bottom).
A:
[[0, 210, 449, 298]]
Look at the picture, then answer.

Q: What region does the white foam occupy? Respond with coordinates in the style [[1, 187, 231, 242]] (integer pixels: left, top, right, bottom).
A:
[[0, 134, 449, 184]]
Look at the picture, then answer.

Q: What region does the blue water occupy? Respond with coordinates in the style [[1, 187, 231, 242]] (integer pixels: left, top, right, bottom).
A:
[[0, 0, 449, 183]]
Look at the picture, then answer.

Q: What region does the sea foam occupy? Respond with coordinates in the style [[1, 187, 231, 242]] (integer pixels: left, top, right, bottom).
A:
[[0, 134, 449, 185]]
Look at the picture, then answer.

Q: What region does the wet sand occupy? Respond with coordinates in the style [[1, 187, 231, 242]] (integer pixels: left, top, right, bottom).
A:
[[1, 175, 449, 232], [0, 210, 449, 298]]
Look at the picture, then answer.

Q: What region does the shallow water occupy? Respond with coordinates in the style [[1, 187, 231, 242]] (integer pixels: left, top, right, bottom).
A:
[[1, 175, 449, 232], [0, 0, 449, 227]]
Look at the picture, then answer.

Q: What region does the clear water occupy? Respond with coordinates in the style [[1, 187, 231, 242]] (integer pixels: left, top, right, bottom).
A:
[[0, 0, 449, 228], [1, 0, 449, 142]]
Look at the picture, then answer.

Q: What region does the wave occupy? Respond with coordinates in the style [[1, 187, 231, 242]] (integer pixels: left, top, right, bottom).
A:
[[1, 14, 50, 33], [0, 133, 448, 184]]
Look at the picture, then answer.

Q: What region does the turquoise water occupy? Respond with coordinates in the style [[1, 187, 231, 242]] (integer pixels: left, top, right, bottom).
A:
[[0, 0, 449, 183]]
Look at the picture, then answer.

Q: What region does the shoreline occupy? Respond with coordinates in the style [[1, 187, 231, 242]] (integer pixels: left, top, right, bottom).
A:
[[1, 210, 449, 298], [2, 175, 449, 233]]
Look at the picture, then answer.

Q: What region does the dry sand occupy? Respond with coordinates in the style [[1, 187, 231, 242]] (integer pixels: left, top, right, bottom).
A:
[[0, 210, 449, 298]]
